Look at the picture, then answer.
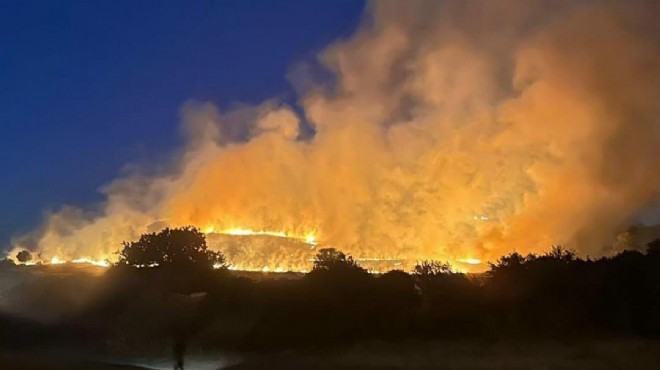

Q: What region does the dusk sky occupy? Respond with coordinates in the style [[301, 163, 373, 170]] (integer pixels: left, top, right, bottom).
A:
[[0, 0, 364, 248]]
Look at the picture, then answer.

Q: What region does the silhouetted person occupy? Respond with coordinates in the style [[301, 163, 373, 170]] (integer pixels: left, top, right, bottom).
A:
[[168, 292, 207, 370], [173, 324, 187, 370]]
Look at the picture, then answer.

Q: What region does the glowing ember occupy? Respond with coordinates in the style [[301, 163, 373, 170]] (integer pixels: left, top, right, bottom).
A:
[[304, 234, 317, 246], [72, 258, 111, 267], [457, 258, 482, 265], [355, 257, 402, 262], [223, 228, 287, 238], [21, 256, 113, 268], [207, 226, 318, 246]]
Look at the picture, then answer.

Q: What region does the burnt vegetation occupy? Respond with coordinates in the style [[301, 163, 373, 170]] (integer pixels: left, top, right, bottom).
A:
[[2, 227, 660, 356]]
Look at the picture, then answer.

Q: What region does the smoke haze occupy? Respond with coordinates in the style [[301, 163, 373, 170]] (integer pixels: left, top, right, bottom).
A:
[[10, 0, 660, 271]]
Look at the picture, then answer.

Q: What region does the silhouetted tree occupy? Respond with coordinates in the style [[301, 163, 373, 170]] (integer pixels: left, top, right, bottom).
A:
[[488, 251, 531, 275], [312, 248, 364, 272], [485, 251, 536, 333], [542, 245, 577, 263], [374, 270, 421, 337], [647, 238, 660, 257], [413, 260, 453, 277], [297, 248, 372, 343], [115, 227, 226, 369], [411, 260, 479, 337], [16, 250, 32, 263], [117, 226, 226, 270]]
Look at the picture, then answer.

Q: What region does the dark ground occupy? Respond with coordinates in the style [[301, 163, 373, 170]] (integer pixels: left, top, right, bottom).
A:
[[2, 242, 660, 369], [228, 340, 660, 370], [0, 352, 147, 370], [3, 339, 660, 370]]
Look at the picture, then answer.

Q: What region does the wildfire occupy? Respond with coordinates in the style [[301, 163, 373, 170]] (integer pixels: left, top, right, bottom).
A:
[[72, 258, 112, 267], [225, 264, 300, 273], [9, 254, 112, 268], [11, 226, 486, 273], [205, 226, 318, 246], [457, 258, 481, 265]]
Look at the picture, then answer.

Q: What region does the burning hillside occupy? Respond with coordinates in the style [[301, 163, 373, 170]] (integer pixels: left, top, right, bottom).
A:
[[9, 228, 481, 273]]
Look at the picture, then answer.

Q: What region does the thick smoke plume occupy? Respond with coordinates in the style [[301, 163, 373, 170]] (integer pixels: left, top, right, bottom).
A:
[[10, 0, 660, 271]]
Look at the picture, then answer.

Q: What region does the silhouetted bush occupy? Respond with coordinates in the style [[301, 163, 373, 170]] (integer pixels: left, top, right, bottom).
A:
[[16, 250, 32, 263], [648, 238, 660, 257], [0, 257, 15, 268], [413, 260, 453, 277], [311, 248, 365, 273]]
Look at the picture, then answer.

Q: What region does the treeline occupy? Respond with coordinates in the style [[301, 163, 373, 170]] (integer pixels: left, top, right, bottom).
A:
[[47, 228, 658, 354], [4, 228, 660, 354], [228, 245, 660, 349]]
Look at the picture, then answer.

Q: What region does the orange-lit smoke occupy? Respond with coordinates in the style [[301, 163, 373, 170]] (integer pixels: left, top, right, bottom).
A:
[[9, 0, 660, 271]]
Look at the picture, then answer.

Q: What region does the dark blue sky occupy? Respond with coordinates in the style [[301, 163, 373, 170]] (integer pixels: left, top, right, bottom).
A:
[[0, 0, 365, 248]]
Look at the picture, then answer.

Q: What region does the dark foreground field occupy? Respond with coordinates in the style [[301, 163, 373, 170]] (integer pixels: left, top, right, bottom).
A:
[[0, 352, 146, 370], [229, 340, 660, 370], [2, 239, 660, 369], [3, 339, 660, 370]]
